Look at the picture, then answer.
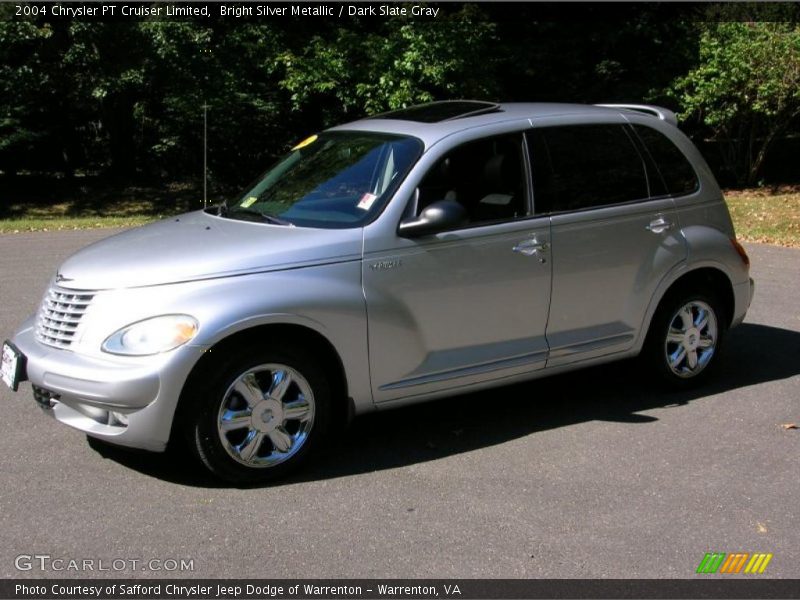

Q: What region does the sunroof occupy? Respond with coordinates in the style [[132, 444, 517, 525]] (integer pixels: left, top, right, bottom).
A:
[[367, 100, 501, 123]]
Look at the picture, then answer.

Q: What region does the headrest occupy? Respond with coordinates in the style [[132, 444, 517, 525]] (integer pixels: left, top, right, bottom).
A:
[[483, 153, 518, 190], [424, 157, 453, 187]]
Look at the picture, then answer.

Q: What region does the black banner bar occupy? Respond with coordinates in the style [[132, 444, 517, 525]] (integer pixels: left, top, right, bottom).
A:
[[3, 580, 800, 600], [3, 2, 800, 23]]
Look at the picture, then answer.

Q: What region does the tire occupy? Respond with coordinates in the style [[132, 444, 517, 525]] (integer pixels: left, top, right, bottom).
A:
[[643, 290, 726, 389], [183, 343, 332, 484]]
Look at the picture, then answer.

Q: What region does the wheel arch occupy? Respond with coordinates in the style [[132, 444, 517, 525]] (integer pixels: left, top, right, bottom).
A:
[[643, 266, 735, 347], [170, 322, 352, 446]]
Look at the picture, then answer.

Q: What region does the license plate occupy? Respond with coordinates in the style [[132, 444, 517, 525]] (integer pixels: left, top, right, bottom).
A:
[[1, 341, 25, 391]]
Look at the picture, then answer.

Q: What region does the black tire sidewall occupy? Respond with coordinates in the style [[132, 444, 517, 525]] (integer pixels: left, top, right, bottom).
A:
[[186, 344, 331, 484]]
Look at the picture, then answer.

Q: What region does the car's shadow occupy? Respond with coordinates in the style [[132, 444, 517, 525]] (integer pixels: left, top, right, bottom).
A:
[[87, 323, 800, 488]]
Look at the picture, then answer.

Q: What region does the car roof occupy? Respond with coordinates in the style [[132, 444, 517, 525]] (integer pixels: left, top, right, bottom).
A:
[[327, 102, 637, 148]]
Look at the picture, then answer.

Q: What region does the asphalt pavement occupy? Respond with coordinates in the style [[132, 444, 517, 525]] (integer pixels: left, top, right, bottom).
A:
[[0, 229, 797, 579]]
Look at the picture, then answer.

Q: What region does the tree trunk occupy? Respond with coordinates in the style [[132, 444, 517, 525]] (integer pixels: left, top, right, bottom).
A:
[[58, 122, 81, 180], [103, 92, 137, 181], [746, 134, 775, 186], [748, 109, 800, 185]]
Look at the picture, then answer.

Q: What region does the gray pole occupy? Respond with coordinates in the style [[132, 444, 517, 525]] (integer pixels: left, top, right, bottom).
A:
[[203, 104, 208, 208]]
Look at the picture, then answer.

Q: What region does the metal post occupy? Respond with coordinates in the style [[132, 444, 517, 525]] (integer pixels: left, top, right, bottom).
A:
[[203, 104, 208, 208]]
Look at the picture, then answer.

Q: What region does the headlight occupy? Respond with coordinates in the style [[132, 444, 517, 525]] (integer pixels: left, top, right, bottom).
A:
[[102, 315, 198, 356]]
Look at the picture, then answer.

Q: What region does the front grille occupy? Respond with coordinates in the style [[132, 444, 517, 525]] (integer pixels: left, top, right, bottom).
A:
[[35, 286, 95, 348]]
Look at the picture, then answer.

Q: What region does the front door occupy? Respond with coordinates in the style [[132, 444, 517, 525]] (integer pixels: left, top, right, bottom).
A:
[[363, 132, 553, 403]]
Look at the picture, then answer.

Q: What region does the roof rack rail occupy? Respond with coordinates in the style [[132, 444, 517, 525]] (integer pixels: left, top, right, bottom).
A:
[[596, 104, 677, 127], [367, 100, 501, 123]]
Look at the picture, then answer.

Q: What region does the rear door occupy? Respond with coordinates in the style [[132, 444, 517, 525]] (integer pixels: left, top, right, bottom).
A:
[[526, 122, 687, 366]]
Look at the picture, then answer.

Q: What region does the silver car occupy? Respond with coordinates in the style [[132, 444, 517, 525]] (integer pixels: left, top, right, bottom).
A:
[[2, 101, 754, 482]]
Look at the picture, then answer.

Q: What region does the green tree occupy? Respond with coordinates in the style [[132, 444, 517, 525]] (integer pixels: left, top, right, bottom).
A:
[[0, 17, 149, 179], [672, 21, 800, 186], [137, 20, 298, 184], [278, 6, 497, 119], [0, 19, 52, 175], [0, 17, 100, 177]]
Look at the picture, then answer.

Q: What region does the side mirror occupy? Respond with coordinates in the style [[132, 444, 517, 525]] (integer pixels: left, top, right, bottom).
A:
[[398, 199, 467, 238]]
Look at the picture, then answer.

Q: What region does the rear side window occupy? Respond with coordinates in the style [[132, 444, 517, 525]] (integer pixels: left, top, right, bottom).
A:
[[633, 124, 699, 196], [527, 125, 649, 213]]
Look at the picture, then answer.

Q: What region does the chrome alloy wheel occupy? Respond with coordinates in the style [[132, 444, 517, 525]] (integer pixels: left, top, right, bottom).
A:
[[216, 364, 315, 468], [664, 300, 718, 378]]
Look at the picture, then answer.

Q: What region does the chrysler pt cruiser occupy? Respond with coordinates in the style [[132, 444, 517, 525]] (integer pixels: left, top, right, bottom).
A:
[[2, 101, 754, 482]]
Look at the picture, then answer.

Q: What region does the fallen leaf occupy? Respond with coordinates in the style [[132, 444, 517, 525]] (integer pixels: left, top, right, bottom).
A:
[[757, 522, 768, 533], [781, 423, 798, 430]]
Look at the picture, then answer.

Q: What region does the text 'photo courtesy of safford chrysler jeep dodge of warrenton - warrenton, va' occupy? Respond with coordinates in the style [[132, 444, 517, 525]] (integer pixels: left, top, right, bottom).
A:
[[1, 101, 753, 483]]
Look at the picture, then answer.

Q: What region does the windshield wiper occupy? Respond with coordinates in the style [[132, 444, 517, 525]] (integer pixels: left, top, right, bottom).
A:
[[259, 212, 294, 226], [225, 206, 294, 226]]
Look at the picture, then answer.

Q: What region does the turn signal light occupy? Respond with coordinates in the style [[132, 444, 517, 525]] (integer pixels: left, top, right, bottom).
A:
[[730, 238, 750, 267]]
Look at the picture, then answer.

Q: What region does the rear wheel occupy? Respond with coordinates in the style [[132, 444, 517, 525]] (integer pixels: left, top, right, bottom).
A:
[[644, 292, 726, 388], [184, 345, 331, 483]]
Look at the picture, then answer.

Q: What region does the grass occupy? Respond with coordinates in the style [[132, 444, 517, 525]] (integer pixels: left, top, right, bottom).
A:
[[0, 215, 158, 232], [1, 176, 799, 247], [725, 186, 800, 248], [0, 175, 207, 233]]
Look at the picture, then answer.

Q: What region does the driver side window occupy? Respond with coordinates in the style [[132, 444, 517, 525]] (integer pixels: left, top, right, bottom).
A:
[[416, 133, 528, 226]]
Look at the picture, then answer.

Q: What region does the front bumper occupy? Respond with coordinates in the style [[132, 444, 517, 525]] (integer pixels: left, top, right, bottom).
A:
[[12, 317, 206, 452]]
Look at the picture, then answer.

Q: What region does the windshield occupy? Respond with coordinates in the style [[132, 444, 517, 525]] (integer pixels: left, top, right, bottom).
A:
[[230, 131, 423, 228]]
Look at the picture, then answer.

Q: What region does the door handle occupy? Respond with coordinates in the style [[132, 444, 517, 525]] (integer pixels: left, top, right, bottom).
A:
[[513, 239, 549, 256], [646, 217, 674, 234]]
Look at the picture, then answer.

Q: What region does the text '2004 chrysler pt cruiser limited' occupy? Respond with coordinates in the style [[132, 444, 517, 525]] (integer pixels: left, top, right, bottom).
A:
[[2, 101, 754, 482]]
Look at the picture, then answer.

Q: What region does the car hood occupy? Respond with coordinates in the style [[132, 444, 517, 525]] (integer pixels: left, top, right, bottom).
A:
[[57, 211, 363, 290]]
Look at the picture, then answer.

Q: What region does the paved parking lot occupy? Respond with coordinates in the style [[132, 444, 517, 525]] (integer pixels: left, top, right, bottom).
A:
[[0, 229, 798, 579]]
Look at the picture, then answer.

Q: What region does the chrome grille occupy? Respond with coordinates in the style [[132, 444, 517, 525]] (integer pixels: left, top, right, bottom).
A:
[[35, 286, 95, 348]]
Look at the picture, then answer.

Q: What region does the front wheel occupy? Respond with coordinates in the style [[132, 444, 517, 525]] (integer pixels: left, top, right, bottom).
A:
[[185, 345, 331, 483], [644, 292, 726, 388]]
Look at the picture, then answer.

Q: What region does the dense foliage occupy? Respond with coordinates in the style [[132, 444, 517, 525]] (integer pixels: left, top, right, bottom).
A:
[[673, 21, 800, 185], [0, 5, 798, 188]]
